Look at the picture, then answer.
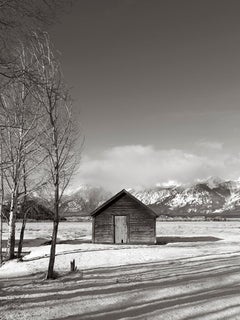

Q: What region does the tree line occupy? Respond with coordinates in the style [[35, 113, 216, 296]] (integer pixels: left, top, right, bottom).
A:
[[0, 0, 82, 279]]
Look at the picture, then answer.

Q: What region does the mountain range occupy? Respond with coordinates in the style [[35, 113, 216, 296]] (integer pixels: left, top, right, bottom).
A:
[[65, 177, 240, 217], [130, 177, 240, 217]]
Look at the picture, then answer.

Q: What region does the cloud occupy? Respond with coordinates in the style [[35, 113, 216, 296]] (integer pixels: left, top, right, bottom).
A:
[[196, 140, 223, 150], [71, 144, 240, 192]]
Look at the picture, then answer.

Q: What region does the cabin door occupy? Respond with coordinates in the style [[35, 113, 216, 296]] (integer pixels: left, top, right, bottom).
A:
[[114, 216, 128, 243]]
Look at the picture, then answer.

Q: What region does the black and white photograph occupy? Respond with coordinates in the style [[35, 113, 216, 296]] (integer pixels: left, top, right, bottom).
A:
[[0, 0, 240, 319]]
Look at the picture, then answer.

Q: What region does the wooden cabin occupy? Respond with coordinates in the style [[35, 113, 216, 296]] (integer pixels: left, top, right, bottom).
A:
[[91, 189, 157, 244]]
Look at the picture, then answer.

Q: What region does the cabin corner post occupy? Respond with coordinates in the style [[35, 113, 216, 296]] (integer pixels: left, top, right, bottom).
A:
[[112, 215, 115, 243], [154, 217, 157, 244], [92, 216, 95, 243]]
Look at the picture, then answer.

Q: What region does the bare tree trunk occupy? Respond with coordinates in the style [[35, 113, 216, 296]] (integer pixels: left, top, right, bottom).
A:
[[17, 163, 27, 258], [47, 167, 59, 279], [46, 187, 59, 279], [47, 219, 59, 279], [5, 192, 17, 260], [17, 214, 27, 258]]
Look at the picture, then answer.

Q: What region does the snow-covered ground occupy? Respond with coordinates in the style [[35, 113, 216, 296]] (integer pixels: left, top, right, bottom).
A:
[[1, 221, 240, 320]]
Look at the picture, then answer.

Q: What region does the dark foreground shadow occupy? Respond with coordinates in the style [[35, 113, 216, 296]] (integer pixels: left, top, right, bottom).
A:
[[156, 236, 221, 244], [2, 238, 47, 248], [2, 238, 92, 248], [58, 239, 92, 245]]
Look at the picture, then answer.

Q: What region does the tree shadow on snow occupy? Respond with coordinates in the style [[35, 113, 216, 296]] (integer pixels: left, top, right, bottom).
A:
[[156, 236, 221, 244]]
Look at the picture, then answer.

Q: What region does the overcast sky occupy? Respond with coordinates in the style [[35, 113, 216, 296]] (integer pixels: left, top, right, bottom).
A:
[[50, 0, 240, 192]]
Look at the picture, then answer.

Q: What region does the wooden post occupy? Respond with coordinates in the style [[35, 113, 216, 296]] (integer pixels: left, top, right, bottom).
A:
[[70, 259, 77, 272], [92, 217, 95, 243]]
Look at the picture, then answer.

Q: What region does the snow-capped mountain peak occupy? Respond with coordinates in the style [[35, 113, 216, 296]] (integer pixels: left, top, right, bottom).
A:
[[130, 178, 240, 216]]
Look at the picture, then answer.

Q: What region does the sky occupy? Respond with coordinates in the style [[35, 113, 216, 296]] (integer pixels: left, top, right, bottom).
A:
[[50, 0, 240, 192]]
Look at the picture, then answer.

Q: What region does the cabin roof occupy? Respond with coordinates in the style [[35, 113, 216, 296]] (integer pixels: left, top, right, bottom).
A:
[[91, 189, 158, 217]]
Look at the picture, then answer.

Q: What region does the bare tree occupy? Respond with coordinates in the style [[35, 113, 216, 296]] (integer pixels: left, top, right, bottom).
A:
[[0, 77, 43, 260], [0, 0, 71, 57], [0, 0, 74, 260], [0, 0, 67, 30], [30, 33, 81, 279], [0, 0, 73, 88]]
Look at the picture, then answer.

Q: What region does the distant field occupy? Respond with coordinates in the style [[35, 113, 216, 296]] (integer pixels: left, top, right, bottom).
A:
[[2, 220, 240, 246]]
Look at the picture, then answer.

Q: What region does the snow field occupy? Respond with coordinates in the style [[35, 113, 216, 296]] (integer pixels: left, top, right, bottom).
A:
[[1, 221, 240, 320]]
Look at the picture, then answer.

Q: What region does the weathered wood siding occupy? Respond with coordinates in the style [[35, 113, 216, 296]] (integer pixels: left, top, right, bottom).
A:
[[93, 194, 156, 244]]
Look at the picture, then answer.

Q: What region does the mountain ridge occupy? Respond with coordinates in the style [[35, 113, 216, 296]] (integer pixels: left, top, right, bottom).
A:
[[130, 177, 240, 216]]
